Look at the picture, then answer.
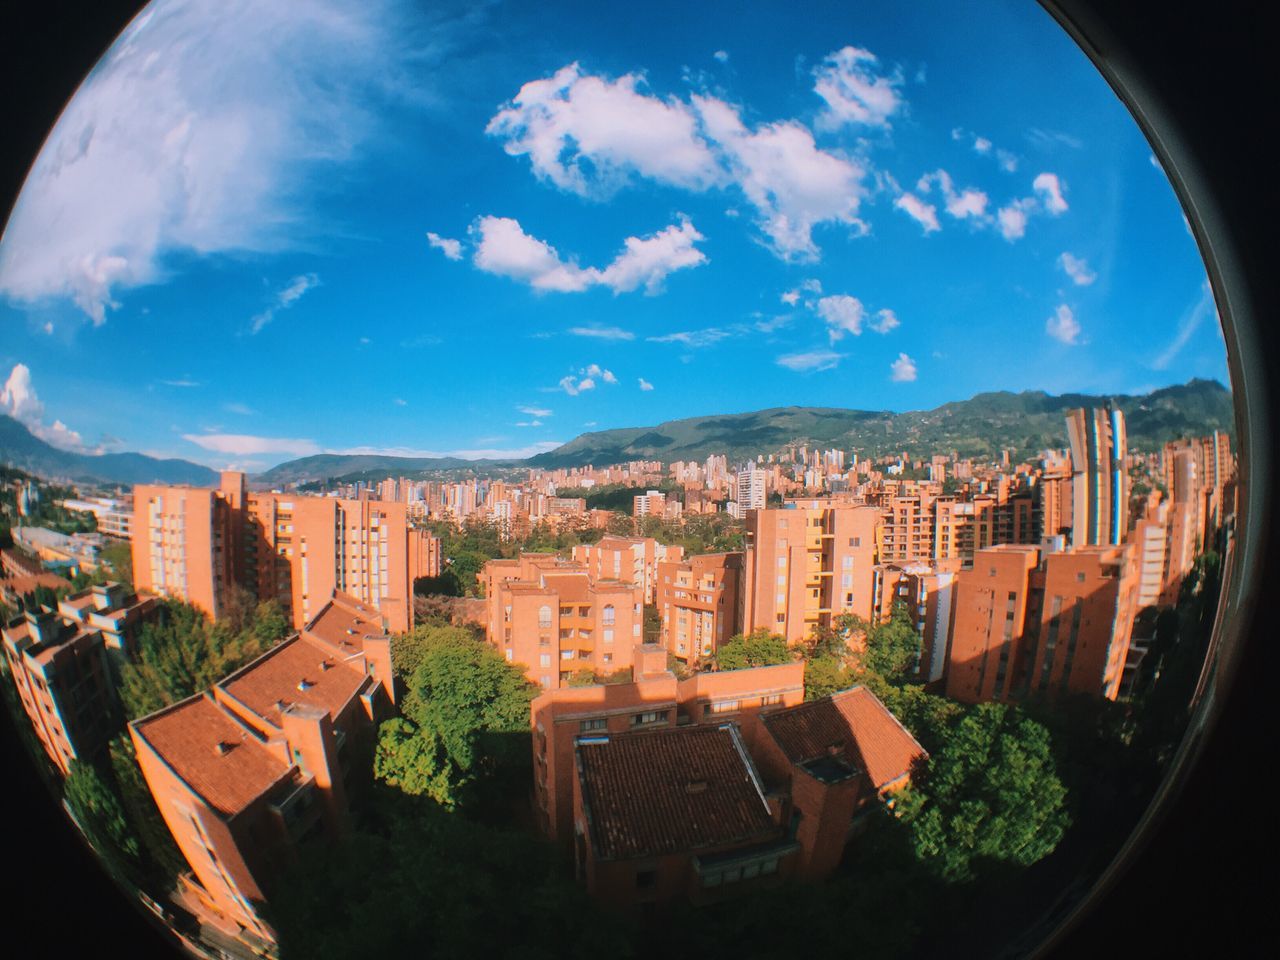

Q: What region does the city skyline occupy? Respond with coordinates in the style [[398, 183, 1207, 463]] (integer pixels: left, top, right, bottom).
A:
[[0, 0, 1227, 474]]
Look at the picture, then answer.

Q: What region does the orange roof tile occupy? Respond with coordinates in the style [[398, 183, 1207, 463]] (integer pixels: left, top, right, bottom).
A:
[[133, 695, 291, 817], [763, 686, 926, 790], [219, 635, 365, 727], [576, 723, 776, 860]]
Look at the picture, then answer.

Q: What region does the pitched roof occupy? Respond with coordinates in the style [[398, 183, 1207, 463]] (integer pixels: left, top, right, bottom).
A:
[[762, 686, 926, 790], [576, 723, 776, 861], [303, 593, 385, 657], [219, 635, 366, 728], [133, 694, 292, 817]]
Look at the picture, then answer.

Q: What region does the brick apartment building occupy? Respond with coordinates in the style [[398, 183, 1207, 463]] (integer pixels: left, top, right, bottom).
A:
[[129, 592, 395, 944], [555, 659, 924, 912], [656, 551, 743, 668], [741, 500, 882, 646], [482, 553, 645, 691], [945, 543, 1140, 704], [132, 471, 440, 633], [572, 535, 684, 604], [532, 645, 805, 846], [2, 582, 155, 776]]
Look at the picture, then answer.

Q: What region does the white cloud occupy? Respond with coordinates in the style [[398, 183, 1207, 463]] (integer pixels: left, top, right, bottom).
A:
[[1152, 283, 1216, 369], [777, 350, 844, 372], [997, 199, 1033, 241], [569, 325, 634, 340], [515, 420, 543, 428], [0, 0, 417, 324], [471, 216, 706, 294], [870, 308, 900, 334], [595, 219, 707, 294], [518, 405, 552, 417], [647, 328, 731, 348], [996, 149, 1018, 173], [557, 364, 615, 395], [1059, 252, 1096, 286], [973, 136, 992, 154], [713, 50, 729, 63], [638, 377, 654, 391], [223, 402, 255, 415], [584, 363, 617, 384], [250, 272, 319, 333], [1, 363, 87, 451], [1046, 304, 1081, 344], [486, 62, 720, 198], [1033, 172, 1069, 214], [815, 294, 865, 341], [1027, 128, 1083, 150], [812, 46, 904, 130], [890, 353, 917, 382], [161, 378, 200, 387], [426, 231, 463, 260], [182, 433, 322, 456], [916, 169, 988, 221], [393, 398, 407, 406], [780, 289, 801, 306], [42, 322, 54, 335], [693, 94, 868, 260], [894, 192, 940, 233]]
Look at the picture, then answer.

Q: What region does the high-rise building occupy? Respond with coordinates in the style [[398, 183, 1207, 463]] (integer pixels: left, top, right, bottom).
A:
[[1065, 404, 1128, 547], [481, 554, 644, 690], [945, 542, 1139, 704], [736, 464, 766, 512], [656, 552, 743, 667], [741, 501, 882, 646], [132, 472, 439, 632], [573, 536, 684, 604]]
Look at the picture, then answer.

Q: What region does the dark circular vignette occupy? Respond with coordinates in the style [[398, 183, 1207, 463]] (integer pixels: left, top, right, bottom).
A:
[[0, 3, 1273, 958]]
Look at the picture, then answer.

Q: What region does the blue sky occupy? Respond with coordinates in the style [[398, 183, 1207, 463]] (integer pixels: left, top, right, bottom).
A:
[[0, 0, 1227, 472]]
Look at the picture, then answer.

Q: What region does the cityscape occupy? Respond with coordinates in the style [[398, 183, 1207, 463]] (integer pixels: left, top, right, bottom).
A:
[[0, 1, 1239, 958]]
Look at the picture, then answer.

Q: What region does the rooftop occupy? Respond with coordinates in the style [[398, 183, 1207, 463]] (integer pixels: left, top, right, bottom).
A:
[[762, 686, 926, 789], [303, 592, 385, 658], [219, 635, 366, 728], [576, 723, 776, 861], [133, 694, 292, 817]]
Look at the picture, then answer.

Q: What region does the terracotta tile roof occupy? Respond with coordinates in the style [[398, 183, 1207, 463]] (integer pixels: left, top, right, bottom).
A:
[[133, 694, 292, 817], [576, 723, 777, 861], [219, 635, 366, 727], [762, 686, 927, 790], [304, 594, 384, 657], [0, 572, 71, 598]]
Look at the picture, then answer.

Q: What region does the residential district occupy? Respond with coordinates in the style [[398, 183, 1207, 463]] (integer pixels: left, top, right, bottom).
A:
[[0, 403, 1234, 958]]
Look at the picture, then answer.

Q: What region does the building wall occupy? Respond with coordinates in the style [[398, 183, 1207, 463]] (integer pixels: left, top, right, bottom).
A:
[[656, 552, 742, 667], [743, 503, 881, 647]]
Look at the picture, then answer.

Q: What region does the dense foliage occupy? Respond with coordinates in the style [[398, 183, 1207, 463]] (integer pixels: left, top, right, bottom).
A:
[[375, 627, 537, 811], [713, 628, 794, 670], [63, 759, 142, 880], [117, 595, 290, 720]]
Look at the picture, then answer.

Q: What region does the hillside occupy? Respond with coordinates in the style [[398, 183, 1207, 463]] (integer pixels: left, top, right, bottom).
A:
[[525, 379, 1235, 468], [0, 415, 217, 486]]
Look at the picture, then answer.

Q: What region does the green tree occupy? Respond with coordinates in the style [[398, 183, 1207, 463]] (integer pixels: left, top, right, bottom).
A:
[[714, 628, 794, 670], [108, 734, 187, 890], [566, 668, 597, 687], [373, 719, 458, 807], [99, 538, 134, 587], [862, 601, 922, 681], [64, 760, 141, 881], [376, 629, 537, 811], [117, 598, 288, 720], [898, 702, 1069, 882], [803, 655, 857, 700]]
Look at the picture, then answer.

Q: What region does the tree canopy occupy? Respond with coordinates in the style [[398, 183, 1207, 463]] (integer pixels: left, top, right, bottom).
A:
[[117, 595, 290, 720], [714, 628, 794, 670]]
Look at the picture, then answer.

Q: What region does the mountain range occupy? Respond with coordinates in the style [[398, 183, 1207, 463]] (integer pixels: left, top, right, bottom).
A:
[[1, 379, 1234, 488], [0, 415, 217, 487]]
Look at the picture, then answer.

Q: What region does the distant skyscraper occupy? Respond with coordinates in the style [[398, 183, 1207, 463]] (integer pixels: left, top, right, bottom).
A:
[[1065, 404, 1128, 547], [736, 463, 766, 511]]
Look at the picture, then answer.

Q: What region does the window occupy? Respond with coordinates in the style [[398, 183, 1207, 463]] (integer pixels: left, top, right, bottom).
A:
[[777, 556, 787, 567], [580, 717, 606, 733], [704, 700, 740, 715], [849, 537, 861, 547], [505, 649, 513, 661], [540, 654, 551, 667], [561, 649, 575, 660], [633, 710, 668, 726], [538, 605, 552, 628], [603, 604, 615, 625], [602, 652, 613, 663], [1076, 571, 1087, 583], [762, 694, 783, 706]]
